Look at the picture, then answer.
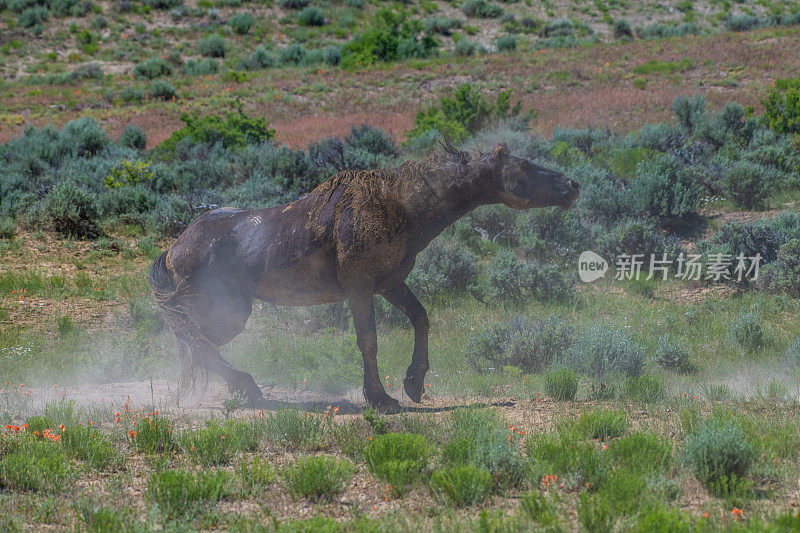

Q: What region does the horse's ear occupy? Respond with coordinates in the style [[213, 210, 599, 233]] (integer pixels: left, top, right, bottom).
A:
[[490, 142, 509, 159]]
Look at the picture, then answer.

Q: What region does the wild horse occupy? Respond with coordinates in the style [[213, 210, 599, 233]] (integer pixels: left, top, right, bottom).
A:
[[149, 142, 579, 412]]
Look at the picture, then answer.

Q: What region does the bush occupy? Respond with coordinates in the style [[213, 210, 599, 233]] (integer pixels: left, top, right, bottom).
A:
[[672, 94, 706, 132], [17, 6, 48, 28], [408, 238, 477, 297], [455, 39, 479, 56], [725, 15, 760, 31], [484, 250, 574, 303], [147, 469, 230, 518], [762, 82, 800, 135], [461, 0, 503, 18], [613, 19, 633, 40], [496, 34, 516, 51], [264, 409, 328, 448], [159, 110, 274, 153], [633, 153, 701, 218], [279, 0, 309, 7], [229, 12, 254, 34], [134, 57, 172, 79], [279, 43, 307, 65], [784, 336, 800, 367], [684, 419, 753, 486], [236, 456, 275, 496], [365, 433, 430, 497], [282, 456, 355, 501], [181, 420, 233, 466], [711, 219, 785, 264], [624, 374, 665, 403], [148, 80, 176, 100], [60, 423, 118, 471], [119, 124, 146, 149], [430, 465, 493, 506], [653, 334, 691, 372], [609, 433, 672, 475], [0, 438, 77, 493], [446, 408, 525, 488], [298, 6, 324, 26], [129, 416, 176, 454], [463, 315, 573, 374], [722, 160, 771, 210], [322, 45, 341, 66], [526, 429, 606, 486], [423, 16, 462, 35], [185, 58, 220, 75], [198, 35, 227, 57], [600, 219, 680, 264], [37, 182, 101, 239], [544, 368, 579, 400], [759, 238, 800, 297], [564, 325, 645, 379], [0, 218, 16, 239], [573, 408, 628, 440], [728, 312, 765, 352], [61, 116, 109, 156]]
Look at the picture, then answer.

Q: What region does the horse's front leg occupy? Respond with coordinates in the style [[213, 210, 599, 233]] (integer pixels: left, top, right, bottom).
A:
[[348, 292, 401, 413], [380, 283, 429, 403]]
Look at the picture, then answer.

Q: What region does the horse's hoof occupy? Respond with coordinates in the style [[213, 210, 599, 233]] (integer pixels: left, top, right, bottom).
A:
[[375, 399, 402, 414], [403, 378, 423, 403]]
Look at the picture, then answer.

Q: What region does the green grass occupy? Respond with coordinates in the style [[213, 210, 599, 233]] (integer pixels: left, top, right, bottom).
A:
[[282, 456, 355, 501], [365, 432, 430, 497], [573, 408, 628, 441], [430, 464, 493, 507], [146, 469, 230, 518]]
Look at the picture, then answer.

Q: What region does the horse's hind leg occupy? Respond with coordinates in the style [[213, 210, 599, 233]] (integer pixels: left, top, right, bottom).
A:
[[380, 283, 429, 403], [183, 292, 264, 405]]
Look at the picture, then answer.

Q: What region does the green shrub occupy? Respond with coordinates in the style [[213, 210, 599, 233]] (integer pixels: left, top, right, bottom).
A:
[[632, 506, 692, 532], [423, 16, 462, 35], [613, 19, 633, 40], [574, 409, 628, 441], [728, 312, 765, 352], [159, 110, 274, 153], [496, 34, 516, 51], [653, 335, 692, 373], [484, 250, 574, 303], [0, 218, 16, 239], [762, 81, 800, 135], [564, 325, 644, 379], [17, 5, 48, 28], [722, 160, 771, 210], [365, 433, 429, 496], [673, 94, 706, 131], [61, 424, 119, 470], [279, 0, 309, 7], [463, 315, 573, 374], [181, 420, 232, 466], [185, 58, 220, 75], [229, 12, 253, 34], [119, 124, 146, 149], [134, 57, 172, 79], [298, 6, 324, 26], [633, 153, 701, 218], [461, 0, 503, 18], [544, 368, 579, 400], [624, 374, 665, 403], [279, 43, 309, 65], [148, 80, 176, 100], [520, 490, 559, 526], [282, 456, 355, 501], [147, 469, 230, 518], [454, 39, 479, 56], [446, 408, 525, 488], [408, 237, 477, 297], [758, 238, 800, 297], [37, 182, 101, 239], [633, 77, 646, 90], [129, 416, 176, 454], [322, 45, 341, 66], [430, 465, 493, 506], [577, 492, 613, 532], [684, 419, 753, 487], [198, 35, 226, 57], [725, 14, 760, 31], [264, 409, 327, 448], [599, 219, 679, 264], [526, 429, 606, 486], [609, 432, 672, 475], [235, 456, 275, 495], [0, 438, 77, 493]]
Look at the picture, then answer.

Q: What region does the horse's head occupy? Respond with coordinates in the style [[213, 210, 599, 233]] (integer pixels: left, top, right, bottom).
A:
[[488, 143, 579, 210]]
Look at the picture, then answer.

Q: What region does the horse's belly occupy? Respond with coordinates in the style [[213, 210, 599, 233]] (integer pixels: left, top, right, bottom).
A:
[[253, 263, 345, 306]]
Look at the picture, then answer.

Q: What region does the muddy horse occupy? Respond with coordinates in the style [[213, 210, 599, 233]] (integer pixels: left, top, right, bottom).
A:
[[149, 142, 579, 412]]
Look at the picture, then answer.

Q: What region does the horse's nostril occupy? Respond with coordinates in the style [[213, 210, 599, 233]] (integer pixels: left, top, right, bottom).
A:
[[569, 179, 579, 190]]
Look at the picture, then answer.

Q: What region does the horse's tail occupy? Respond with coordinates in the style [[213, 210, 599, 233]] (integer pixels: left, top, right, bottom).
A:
[[148, 250, 204, 394]]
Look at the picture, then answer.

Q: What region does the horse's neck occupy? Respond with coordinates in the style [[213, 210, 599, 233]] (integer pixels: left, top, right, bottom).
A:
[[400, 162, 496, 247]]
